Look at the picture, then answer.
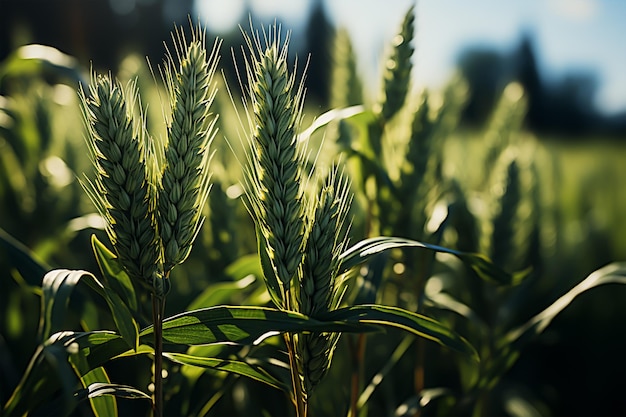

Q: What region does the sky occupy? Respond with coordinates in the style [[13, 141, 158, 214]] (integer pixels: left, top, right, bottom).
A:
[[195, 0, 626, 115]]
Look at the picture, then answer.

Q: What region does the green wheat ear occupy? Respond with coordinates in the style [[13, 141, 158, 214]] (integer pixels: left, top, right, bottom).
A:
[[482, 148, 534, 272], [241, 24, 307, 309], [330, 28, 363, 109], [158, 25, 221, 274], [80, 74, 161, 291], [375, 5, 415, 122], [298, 166, 352, 394], [301, 167, 352, 317]]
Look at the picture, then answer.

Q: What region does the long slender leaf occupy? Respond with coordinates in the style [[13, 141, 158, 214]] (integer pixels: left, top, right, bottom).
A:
[[0, 226, 50, 286], [297, 105, 365, 143], [164, 352, 289, 391], [91, 234, 138, 312], [78, 367, 118, 417], [3, 331, 127, 417], [75, 383, 151, 401], [80, 272, 138, 350], [225, 253, 264, 280], [3, 346, 56, 416], [503, 262, 626, 349], [323, 305, 478, 361], [0, 44, 86, 86], [357, 335, 414, 408], [340, 236, 526, 285], [139, 304, 476, 361], [40, 269, 139, 351], [52, 331, 132, 376], [187, 275, 257, 311], [139, 305, 379, 346], [39, 269, 84, 342]]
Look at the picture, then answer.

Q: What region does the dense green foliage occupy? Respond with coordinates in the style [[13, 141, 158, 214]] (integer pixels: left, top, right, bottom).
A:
[[1, 9, 625, 417]]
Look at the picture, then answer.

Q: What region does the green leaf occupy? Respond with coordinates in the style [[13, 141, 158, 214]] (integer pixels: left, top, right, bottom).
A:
[[139, 305, 378, 346], [79, 367, 118, 417], [51, 331, 132, 376], [75, 383, 151, 401], [0, 226, 50, 286], [3, 331, 128, 417], [188, 274, 257, 310], [40, 268, 139, 351], [342, 108, 378, 154], [39, 269, 84, 342], [225, 253, 264, 280], [357, 335, 415, 408], [80, 272, 139, 351], [3, 346, 60, 416], [503, 262, 626, 349], [0, 44, 85, 87], [91, 234, 138, 312], [323, 305, 478, 361], [187, 252, 262, 311], [340, 236, 524, 285], [345, 146, 396, 190], [297, 105, 365, 143], [139, 304, 476, 360], [425, 291, 488, 333], [164, 352, 289, 392]]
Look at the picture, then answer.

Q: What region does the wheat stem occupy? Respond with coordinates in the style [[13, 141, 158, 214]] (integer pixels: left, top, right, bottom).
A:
[[151, 294, 165, 417]]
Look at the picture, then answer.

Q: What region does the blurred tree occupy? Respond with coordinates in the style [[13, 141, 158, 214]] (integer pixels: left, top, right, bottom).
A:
[[302, 0, 334, 108], [544, 72, 599, 136], [457, 33, 625, 138], [513, 33, 544, 130], [0, 0, 193, 73], [457, 48, 508, 126]]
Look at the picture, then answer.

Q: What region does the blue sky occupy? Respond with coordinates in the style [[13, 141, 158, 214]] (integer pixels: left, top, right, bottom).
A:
[[196, 0, 626, 115]]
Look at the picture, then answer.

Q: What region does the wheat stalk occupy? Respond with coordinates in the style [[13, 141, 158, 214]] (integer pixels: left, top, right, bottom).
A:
[[237, 25, 309, 413], [158, 26, 220, 274], [81, 74, 161, 292], [237, 23, 359, 413]]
